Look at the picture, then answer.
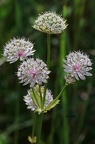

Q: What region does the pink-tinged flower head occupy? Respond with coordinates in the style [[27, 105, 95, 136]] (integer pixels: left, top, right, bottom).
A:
[[63, 51, 92, 83], [17, 58, 50, 87], [3, 38, 35, 63]]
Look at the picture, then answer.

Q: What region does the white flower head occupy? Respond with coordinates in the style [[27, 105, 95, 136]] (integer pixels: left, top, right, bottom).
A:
[[17, 58, 50, 87], [63, 51, 92, 83], [33, 11, 67, 34], [24, 85, 53, 113], [3, 38, 35, 63]]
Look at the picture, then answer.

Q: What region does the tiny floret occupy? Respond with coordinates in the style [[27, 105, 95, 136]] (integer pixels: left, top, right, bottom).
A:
[[63, 51, 92, 83], [64, 74, 75, 84], [33, 11, 67, 34], [3, 38, 35, 63], [24, 85, 53, 113], [17, 58, 50, 87]]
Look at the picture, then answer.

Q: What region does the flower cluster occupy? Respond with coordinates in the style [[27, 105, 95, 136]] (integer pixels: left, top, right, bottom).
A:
[[63, 51, 92, 84], [17, 58, 50, 87], [33, 11, 67, 34], [24, 85, 53, 114], [2, 11, 93, 115], [3, 38, 35, 63]]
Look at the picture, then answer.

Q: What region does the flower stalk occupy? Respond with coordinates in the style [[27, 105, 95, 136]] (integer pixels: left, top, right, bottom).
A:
[[47, 34, 51, 67], [36, 113, 43, 144]]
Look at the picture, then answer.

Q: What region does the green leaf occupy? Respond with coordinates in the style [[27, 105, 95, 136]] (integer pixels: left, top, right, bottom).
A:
[[43, 98, 60, 113], [0, 57, 6, 66], [30, 89, 41, 109]]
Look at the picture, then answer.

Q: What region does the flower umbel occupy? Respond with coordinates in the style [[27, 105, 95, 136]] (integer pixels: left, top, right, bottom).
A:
[[3, 38, 35, 63], [24, 85, 53, 114], [63, 51, 92, 83], [33, 11, 67, 34], [17, 58, 50, 87]]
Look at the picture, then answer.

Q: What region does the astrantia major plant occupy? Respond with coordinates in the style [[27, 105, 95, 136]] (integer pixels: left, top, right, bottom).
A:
[[1, 11, 92, 144]]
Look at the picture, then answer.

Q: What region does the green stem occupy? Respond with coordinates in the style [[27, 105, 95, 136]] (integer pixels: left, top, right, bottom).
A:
[[39, 86, 43, 108], [43, 34, 51, 108], [47, 34, 51, 67], [44, 83, 67, 111], [36, 113, 43, 144], [47, 71, 59, 144], [32, 113, 36, 137], [56, 83, 67, 100], [43, 83, 47, 107], [60, 6, 69, 144]]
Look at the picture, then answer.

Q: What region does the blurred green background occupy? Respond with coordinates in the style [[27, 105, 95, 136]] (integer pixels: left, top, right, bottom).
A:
[[0, 0, 95, 144]]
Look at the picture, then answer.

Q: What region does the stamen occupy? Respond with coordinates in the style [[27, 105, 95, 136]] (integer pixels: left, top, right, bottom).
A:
[[29, 69, 37, 78], [17, 51, 24, 57], [74, 64, 80, 72]]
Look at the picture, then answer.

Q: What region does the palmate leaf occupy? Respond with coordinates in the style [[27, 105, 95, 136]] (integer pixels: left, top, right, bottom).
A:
[[0, 57, 6, 66]]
